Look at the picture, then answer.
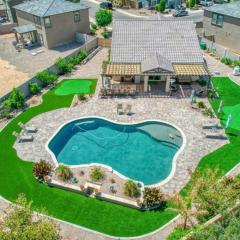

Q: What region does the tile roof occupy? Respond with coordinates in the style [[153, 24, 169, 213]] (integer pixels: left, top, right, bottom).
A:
[[141, 53, 174, 73], [111, 19, 203, 65], [14, 0, 88, 17], [205, 2, 240, 19]]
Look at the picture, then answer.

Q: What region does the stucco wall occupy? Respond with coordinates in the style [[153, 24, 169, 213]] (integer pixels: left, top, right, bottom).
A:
[[44, 9, 90, 49], [203, 10, 240, 54]]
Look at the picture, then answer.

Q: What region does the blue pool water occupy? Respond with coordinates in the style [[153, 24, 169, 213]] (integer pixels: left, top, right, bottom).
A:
[[48, 118, 183, 185]]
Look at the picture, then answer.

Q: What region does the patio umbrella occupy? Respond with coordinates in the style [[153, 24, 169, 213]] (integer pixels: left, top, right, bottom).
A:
[[190, 90, 196, 104], [218, 100, 223, 113], [225, 114, 232, 129]]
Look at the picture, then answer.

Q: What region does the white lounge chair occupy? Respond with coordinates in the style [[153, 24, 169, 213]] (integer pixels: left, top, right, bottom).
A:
[[18, 122, 38, 133], [12, 131, 34, 142], [125, 104, 132, 115], [117, 104, 124, 115]]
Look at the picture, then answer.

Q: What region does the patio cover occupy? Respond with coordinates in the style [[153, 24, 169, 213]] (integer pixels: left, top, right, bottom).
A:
[[104, 63, 141, 76], [173, 64, 210, 76], [13, 24, 36, 34]]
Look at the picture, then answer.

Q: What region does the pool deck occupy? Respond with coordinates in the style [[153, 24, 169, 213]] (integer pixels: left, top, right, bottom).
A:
[[14, 82, 227, 196]]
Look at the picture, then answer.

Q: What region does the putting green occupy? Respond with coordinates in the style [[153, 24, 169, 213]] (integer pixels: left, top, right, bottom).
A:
[[55, 79, 97, 96], [222, 104, 240, 131]]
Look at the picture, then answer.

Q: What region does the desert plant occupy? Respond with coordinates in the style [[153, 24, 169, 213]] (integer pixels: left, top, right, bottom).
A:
[[143, 187, 164, 208], [197, 101, 206, 109], [35, 70, 57, 86], [33, 160, 52, 181], [56, 165, 73, 182], [110, 178, 115, 183], [123, 180, 139, 198], [90, 167, 104, 181], [202, 107, 214, 118], [29, 82, 41, 95]]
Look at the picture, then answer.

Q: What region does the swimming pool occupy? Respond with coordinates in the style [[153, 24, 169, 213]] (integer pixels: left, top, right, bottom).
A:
[[47, 117, 184, 185]]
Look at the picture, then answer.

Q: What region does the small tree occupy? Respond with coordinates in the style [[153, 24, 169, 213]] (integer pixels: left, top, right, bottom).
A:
[[159, 0, 166, 12], [123, 180, 139, 198], [0, 194, 61, 240], [95, 9, 112, 28], [55, 58, 73, 74], [29, 82, 41, 95], [35, 70, 57, 86], [143, 187, 164, 208]]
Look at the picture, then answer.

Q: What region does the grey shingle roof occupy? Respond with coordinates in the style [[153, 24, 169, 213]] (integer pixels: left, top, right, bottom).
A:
[[14, 0, 88, 17], [141, 52, 174, 72], [111, 19, 203, 64], [205, 2, 240, 19]]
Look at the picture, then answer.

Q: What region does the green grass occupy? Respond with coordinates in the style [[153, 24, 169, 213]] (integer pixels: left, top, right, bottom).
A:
[[0, 85, 176, 237], [55, 79, 97, 96], [181, 77, 240, 195]]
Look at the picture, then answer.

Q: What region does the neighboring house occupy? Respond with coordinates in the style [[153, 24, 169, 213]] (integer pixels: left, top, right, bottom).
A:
[[102, 19, 209, 93], [203, 2, 240, 54], [0, 0, 6, 17], [2, 0, 23, 22], [13, 0, 90, 49]]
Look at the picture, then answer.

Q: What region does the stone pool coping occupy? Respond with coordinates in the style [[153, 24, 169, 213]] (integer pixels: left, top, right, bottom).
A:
[[45, 116, 187, 188]]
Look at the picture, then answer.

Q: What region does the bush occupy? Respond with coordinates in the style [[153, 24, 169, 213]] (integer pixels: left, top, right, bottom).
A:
[[0, 104, 12, 119], [221, 57, 233, 66], [33, 160, 52, 181], [202, 107, 214, 118], [157, 0, 166, 12], [55, 58, 74, 74], [143, 187, 164, 208], [207, 89, 216, 99], [198, 80, 207, 87], [56, 165, 73, 182], [35, 70, 57, 86], [197, 101, 206, 109], [4, 88, 25, 110], [101, 31, 109, 39], [29, 83, 41, 95], [95, 9, 112, 28], [123, 180, 139, 198], [189, 0, 196, 8], [90, 167, 104, 181], [91, 22, 97, 30], [233, 60, 240, 67]]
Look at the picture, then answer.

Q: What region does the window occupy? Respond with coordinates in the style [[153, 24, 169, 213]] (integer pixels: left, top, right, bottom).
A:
[[74, 11, 80, 22], [212, 13, 224, 27], [44, 17, 51, 28], [33, 15, 41, 26]]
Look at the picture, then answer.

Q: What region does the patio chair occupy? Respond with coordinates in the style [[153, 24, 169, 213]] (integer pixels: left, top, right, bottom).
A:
[[117, 104, 124, 115], [18, 122, 38, 133], [12, 131, 34, 143], [205, 132, 227, 140], [125, 104, 132, 115]]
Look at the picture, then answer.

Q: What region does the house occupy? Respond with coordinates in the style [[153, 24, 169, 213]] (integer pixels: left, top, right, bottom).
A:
[[13, 0, 90, 49], [0, 0, 6, 17], [203, 2, 240, 54], [2, 0, 23, 22], [102, 19, 209, 93]]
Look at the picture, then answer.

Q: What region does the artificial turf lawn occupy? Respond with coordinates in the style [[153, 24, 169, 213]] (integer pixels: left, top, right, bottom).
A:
[[181, 77, 240, 195], [55, 79, 97, 96], [0, 85, 176, 237]]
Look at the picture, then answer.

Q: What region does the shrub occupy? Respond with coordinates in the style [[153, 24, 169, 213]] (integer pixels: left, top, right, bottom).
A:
[[4, 88, 25, 110], [233, 60, 240, 67], [101, 31, 109, 39], [189, 0, 196, 8], [90, 167, 104, 181], [35, 70, 57, 86], [91, 22, 97, 30], [198, 80, 207, 87], [55, 58, 73, 74], [202, 107, 214, 118], [197, 101, 206, 109], [56, 165, 73, 182], [0, 104, 12, 119], [158, 0, 166, 12], [207, 89, 216, 99], [29, 83, 40, 95], [33, 160, 52, 181], [143, 187, 164, 208], [123, 180, 139, 198], [95, 9, 112, 28]]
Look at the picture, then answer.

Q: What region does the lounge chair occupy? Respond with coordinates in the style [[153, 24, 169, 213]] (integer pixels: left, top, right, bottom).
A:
[[202, 124, 222, 130], [205, 132, 227, 140], [117, 104, 124, 115], [18, 122, 38, 133], [125, 104, 132, 115], [12, 131, 34, 142]]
